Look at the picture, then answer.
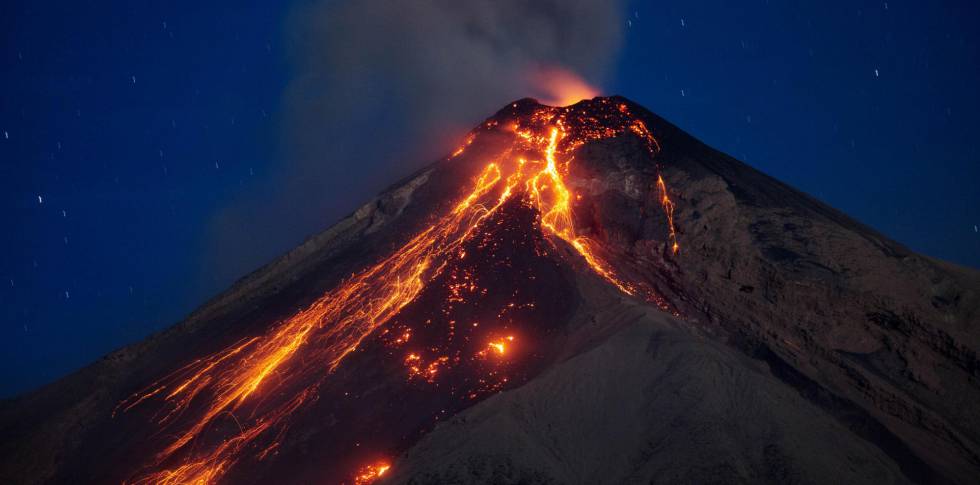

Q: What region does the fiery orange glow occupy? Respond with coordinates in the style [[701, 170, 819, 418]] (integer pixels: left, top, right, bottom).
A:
[[526, 66, 600, 107], [116, 98, 679, 484], [657, 175, 680, 254], [353, 461, 391, 485], [488, 337, 510, 355]]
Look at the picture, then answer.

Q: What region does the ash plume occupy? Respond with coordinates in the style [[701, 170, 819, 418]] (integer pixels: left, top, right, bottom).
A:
[[206, 0, 626, 290]]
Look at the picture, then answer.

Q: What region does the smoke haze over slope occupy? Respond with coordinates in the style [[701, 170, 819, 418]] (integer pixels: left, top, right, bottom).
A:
[[207, 0, 626, 288]]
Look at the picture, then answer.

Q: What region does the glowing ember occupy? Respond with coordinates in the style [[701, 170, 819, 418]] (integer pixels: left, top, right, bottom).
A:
[[353, 461, 391, 485], [115, 98, 680, 484], [490, 341, 506, 354]]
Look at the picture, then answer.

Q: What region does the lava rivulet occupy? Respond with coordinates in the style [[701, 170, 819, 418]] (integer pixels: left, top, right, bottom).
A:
[[116, 99, 680, 484]]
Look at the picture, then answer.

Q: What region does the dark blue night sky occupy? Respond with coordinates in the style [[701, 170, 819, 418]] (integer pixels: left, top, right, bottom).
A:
[[2, 1, 978, 397]]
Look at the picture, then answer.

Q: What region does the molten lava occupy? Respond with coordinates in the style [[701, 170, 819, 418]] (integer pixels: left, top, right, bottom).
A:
[[115, 98, 679, 484], [352, 462, 390, 485]]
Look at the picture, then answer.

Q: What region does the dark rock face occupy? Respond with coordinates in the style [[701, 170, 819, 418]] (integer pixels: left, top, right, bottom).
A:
[[1, 97, 977, 485], [617, 101, 980, 483], [386, 293, 911, 485]]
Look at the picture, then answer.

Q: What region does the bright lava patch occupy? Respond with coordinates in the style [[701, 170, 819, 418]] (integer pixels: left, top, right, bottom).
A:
[[115, 98, 680, 484]]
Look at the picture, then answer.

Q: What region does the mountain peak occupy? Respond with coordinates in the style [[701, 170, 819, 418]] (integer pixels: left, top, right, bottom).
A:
[[2, 97, 978, 485]]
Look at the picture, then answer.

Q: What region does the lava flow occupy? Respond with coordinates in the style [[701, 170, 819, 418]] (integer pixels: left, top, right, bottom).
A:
[[352, 462, 390, 485], [115, 98, 680, 484]]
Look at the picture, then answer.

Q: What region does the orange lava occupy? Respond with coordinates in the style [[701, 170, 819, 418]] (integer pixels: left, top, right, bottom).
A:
[[116, 99, 679, 484], [657, 175, 680, 254], [488, 337, 510, 355], [353, 461, 391, 485]]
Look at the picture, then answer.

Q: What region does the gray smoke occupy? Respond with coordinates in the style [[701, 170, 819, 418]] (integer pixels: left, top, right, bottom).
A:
[[205, 0, 626, 291]]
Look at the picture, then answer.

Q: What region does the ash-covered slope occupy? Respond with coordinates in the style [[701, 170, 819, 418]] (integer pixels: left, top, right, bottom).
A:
[[385, 281, 912, 484], [1, 97, 978, 485]]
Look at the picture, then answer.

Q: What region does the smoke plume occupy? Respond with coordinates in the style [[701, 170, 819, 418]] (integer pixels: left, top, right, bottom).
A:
[[206, 0, 626, 290]]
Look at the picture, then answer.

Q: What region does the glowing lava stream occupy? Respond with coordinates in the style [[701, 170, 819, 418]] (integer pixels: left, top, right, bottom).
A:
[[353, 462, 391, 485], [116, 101, 679, 484]]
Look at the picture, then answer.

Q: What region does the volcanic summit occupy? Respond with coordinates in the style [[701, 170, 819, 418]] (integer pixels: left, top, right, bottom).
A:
[[2, 97, 978, 484]]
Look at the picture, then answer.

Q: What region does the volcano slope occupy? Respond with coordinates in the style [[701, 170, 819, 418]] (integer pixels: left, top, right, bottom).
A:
[[1, 97, 978, 485]]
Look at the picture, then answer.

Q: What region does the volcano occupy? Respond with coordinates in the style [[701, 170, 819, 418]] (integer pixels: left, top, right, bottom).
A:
[[2, 97, 979, 484]]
